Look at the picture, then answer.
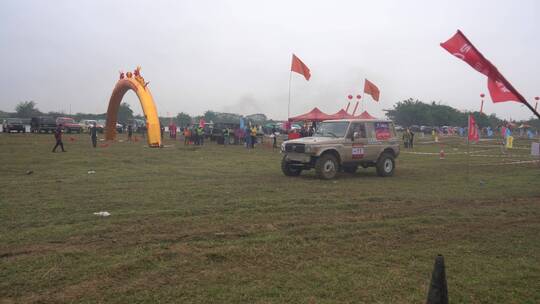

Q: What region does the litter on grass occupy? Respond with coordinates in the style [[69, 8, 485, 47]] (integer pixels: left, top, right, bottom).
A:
[[93, 211, 110, 217]]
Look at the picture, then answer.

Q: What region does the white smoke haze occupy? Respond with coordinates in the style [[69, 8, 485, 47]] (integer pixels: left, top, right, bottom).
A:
[[0, 0, 538, 121]]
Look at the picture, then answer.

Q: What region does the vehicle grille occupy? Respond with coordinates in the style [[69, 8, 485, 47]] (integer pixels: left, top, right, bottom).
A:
[[285, 143, 305, 153]]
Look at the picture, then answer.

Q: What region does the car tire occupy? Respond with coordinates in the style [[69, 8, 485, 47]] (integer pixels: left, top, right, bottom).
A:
[[343, 165, 358, 174], [376, 153, 395, 177], [281, 156, 302, 177], [315, 153, 339, 180]]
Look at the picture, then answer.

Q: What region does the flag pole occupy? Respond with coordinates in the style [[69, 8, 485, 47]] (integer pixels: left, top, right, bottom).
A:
[[288, 71, 292, 120], [467, 115, 470, 182]]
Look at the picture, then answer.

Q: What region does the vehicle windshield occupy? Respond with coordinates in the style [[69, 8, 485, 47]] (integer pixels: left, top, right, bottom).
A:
[[314, 121, 350, 138], [7, 118, 23, 123]]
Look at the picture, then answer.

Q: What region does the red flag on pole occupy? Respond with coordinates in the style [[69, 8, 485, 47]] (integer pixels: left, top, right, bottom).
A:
[[291, 54, 311, 81], [468, 115, 479, 143], [440, 30, 524, 104], [363, 79, 380, 101]]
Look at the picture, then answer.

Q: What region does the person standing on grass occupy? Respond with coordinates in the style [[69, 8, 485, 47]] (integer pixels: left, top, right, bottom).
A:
[[409, 129, 415, 149], [245, 126, 251, 149], [184, 126, 191, 145], [160, 124, 165, 140], [140, 124, 146, 139], [127, 124, 133, 141], [90, 123, 98, 148], [223, 127, 230, 146], [197, 126, 204, 146], [403, 128, 411, 149], [52, 124, 66, 152], [272, 126, 278, 151], [250, 125, 257, 149]]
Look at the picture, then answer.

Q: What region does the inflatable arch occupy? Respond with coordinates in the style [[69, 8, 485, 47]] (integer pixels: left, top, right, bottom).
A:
[[105, 67, 161, 147]]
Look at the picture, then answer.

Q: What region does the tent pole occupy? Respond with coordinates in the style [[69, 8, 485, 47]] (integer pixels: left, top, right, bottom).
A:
[[288, 71, 292, 120]]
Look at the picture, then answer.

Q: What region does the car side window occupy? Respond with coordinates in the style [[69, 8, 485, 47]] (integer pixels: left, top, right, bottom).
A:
[[348, 123, 366, 139], [364, 123, 375, 139]]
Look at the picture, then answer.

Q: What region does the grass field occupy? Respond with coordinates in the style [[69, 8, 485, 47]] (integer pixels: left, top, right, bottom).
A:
[[1, 132, 539, 303]]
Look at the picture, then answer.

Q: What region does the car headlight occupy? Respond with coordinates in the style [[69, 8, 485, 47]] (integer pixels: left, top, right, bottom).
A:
[[281, 142, 286, 152], [304, 145, 311, 153]]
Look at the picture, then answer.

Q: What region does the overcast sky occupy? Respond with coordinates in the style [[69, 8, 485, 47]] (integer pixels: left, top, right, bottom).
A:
[[1, 0, 539, 121]]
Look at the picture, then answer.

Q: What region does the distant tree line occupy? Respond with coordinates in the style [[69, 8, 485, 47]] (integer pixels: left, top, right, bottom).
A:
[[385, 98, 514, 128]]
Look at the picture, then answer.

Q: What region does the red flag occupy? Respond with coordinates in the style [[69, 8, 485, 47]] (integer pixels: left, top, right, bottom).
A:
[[291, 54, 311, 81], [487, 77, 520, 103], [468, 115, 479, 142], [440, 30, 522, 103], [363, 79, 380, 101], [440, 31, 495, 77]]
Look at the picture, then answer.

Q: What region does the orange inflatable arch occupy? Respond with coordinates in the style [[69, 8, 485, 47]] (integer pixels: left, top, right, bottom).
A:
[[105, 68, 161, 147]]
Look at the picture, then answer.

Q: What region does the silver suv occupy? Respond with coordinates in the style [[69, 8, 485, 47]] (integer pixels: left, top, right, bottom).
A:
[[281, 119, 400, 179]]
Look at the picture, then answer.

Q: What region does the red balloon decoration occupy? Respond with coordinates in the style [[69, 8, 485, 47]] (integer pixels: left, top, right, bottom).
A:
[[356, 95, 361, 99], [480, 93, 485, 98], [347, 95, 353, 100]]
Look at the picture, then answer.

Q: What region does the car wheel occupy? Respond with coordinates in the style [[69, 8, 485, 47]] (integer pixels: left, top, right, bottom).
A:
[[376, 153, 395, 177], [281, 156, 302, 177], [315, 153, 339, 180], [343, 165, 358, 174]]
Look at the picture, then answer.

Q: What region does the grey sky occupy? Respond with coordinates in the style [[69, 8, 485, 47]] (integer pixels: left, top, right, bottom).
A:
[[1, 0, 539, 121]]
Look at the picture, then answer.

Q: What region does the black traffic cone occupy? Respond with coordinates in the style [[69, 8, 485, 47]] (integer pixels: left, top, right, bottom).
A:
[[426, 254, 448, 304]]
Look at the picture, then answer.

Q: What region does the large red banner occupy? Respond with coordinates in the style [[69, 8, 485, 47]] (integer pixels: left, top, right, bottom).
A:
[[441, 30, 522, 104]]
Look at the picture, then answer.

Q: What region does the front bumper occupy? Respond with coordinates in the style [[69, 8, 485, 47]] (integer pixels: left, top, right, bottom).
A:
[[284, 152, 312, 163]]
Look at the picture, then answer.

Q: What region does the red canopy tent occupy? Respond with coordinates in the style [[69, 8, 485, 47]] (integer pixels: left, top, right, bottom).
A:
[[288, 107, 333, 122], [356, 111, 376, 119], [327, 109, 355, 120]]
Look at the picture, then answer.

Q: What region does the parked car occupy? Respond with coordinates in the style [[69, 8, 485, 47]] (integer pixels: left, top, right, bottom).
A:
[[31, 116, 57, 133], [2, 118, 26, 133], [98, 120, 123, 133], [127, 119, 146, 133], [281, 118, 400, 179], [81, 120, 104, 133], [420, 126, 433, 134], [409, 125, 421, 133], [56, 117, 82, 133]]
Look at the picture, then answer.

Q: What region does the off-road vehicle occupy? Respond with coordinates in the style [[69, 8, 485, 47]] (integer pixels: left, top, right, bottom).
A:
[[2, 118, 26, 133], [56, 117, 82, 133], [31, 116, 57, 133], [281, 119, 400, 179]]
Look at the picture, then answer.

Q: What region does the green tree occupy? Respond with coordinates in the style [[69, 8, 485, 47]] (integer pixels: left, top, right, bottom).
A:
[[15, 101, 41, 118], [203, 110, 217, 122], [385, 98, 488, 127], [117, 102, 134, 124], [176, 112, 192, 127]]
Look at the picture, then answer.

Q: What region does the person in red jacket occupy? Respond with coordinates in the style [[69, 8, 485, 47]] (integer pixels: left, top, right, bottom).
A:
[[52, 124, 66, 152]]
